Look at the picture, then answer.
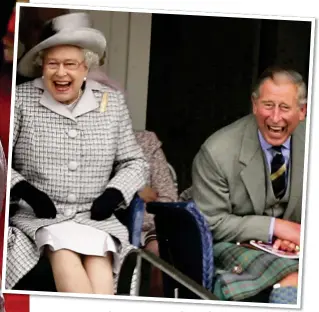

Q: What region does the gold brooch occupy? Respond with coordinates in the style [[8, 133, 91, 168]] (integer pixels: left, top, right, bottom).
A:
[[100, 92, 108, 112]]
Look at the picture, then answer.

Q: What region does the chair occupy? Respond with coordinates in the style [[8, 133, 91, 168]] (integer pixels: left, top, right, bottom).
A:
[[146, 200, 214, 299], [142, 200, 271, 302], [11, 194, 144, 292], [116, 200, 218, 299]]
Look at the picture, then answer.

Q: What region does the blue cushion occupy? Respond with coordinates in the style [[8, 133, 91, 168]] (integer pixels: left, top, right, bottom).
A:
[[127, 196, 144, 247]]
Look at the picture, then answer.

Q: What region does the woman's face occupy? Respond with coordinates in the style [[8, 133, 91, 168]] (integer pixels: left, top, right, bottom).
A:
[[42, 45, 88, 104]]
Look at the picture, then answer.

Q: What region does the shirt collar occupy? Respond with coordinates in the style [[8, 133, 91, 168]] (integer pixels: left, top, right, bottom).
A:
[[258, 130, 291, 151]]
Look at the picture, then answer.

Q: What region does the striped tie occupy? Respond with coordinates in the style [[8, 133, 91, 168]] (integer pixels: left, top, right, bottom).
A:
[[270, 146, 286, 199]]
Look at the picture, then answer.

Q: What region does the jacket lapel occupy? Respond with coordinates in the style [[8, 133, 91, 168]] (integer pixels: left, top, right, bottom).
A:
[[239, 116, 266, 215], [284, 121, 306, 220], [39, 90, 76, 121], [34, 78, 76, 121], [72, 81, 99, 118]]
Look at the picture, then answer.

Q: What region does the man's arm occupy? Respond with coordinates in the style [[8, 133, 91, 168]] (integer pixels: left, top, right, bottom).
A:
[[192, 145, 272, 243]]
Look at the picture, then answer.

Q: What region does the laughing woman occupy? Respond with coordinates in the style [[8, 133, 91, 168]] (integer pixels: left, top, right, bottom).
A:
[[7, 12, 148, 295]]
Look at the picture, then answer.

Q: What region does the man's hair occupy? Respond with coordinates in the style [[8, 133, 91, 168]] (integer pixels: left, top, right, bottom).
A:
[[251, 66, 307, 106]]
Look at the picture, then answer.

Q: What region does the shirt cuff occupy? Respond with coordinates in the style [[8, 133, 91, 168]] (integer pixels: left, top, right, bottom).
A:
[[268, 217, 275, 243]]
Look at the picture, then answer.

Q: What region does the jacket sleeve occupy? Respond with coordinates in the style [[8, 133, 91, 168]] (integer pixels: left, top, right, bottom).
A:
[[106, 91, 149, 205], [192, 144, 271, 243]]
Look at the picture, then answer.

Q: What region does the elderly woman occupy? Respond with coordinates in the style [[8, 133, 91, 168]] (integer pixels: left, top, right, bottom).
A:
[[7, 12, 148, 295]]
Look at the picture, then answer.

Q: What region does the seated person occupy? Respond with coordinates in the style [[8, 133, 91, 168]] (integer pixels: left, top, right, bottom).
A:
[[7, 12, 148, 295], [134, 130, 178, 242], [192, 66, 306, 304], [134, 130, 178, 296]]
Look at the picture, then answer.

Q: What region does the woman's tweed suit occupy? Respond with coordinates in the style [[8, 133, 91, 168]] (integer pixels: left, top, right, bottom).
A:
[[6, 77, 148, 289]]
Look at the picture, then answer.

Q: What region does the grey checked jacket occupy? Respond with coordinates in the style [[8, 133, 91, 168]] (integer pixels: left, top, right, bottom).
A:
[[6, 78, 149, 289]]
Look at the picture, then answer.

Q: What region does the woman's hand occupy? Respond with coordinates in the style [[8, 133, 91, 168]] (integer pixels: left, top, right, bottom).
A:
[[91, 188, 124, 221], [11, 180, 57, 218], [138, 186, 158, 203]]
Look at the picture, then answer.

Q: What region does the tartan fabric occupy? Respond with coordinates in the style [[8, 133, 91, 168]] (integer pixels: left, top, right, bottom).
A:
[[213, 242, 299, 301], [5, 78, 148, 289]]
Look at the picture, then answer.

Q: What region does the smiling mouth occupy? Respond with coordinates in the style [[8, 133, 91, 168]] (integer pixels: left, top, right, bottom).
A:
[[267, 125, 286, 133], [54, 81, 72, 92]]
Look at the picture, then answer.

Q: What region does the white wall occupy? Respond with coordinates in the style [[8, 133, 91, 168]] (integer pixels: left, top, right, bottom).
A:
[[71, 9, 152, 130]]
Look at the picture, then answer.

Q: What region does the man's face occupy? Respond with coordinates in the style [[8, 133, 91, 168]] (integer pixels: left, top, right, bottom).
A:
[[252, 77, 307, 146]]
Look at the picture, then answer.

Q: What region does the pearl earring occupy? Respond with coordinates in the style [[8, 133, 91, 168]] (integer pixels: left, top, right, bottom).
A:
[[42, 75, 44, 79], [84, 77, 87, 81]]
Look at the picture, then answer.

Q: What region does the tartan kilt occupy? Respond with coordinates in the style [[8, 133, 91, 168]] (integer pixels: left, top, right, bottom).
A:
[[213, 242, 299, 301]]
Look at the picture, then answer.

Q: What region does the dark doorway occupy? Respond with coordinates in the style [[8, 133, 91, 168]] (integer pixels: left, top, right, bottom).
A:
[[146, 13, 312, 193]]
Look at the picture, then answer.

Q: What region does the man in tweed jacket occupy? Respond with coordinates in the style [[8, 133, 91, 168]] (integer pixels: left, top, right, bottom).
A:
[[192, 67, 307, 303]]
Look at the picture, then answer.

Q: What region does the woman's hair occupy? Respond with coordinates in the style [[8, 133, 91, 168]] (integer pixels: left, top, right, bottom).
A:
[[34, 47, 100, 70]]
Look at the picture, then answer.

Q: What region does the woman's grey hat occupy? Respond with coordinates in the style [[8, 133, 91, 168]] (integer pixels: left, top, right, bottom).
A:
[[18, 12, 107, 77]]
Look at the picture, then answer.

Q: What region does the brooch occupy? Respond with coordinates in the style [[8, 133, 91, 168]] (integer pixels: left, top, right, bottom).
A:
[[100, 92, 108, 112]]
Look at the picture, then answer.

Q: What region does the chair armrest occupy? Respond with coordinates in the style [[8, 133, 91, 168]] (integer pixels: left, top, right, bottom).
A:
[[117, 248, 219, 300], [127, 195, 144, 247], [114, 194, 144, 247]]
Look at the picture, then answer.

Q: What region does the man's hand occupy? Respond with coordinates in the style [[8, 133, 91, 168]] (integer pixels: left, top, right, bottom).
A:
[[138, 186, 158, 203], [274, 219, 301, 246], [273, 238, 299, 253]]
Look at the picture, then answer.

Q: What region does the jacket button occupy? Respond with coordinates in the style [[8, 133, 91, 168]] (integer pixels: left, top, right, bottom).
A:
[[67, 194, 77, 203], [68, 161, 78, 171], [68, 129, 77, 138]]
